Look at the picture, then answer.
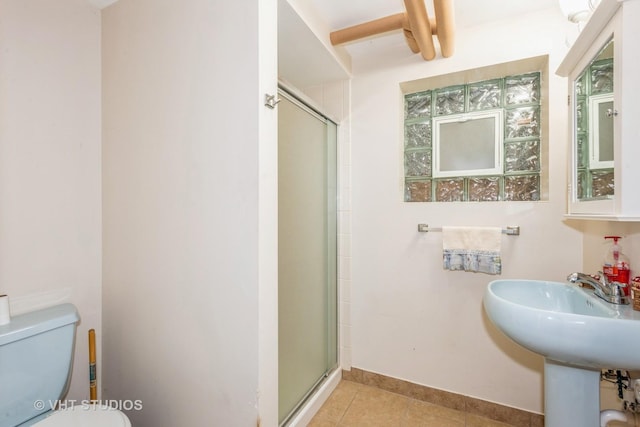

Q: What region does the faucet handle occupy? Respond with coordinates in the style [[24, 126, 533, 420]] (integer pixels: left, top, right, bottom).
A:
[[609, 281, 627, 296], [597, 271, 610, 286]]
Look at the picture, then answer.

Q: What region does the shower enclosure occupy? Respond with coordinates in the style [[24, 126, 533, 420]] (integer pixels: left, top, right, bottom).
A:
[[277, 87, 338, 425]]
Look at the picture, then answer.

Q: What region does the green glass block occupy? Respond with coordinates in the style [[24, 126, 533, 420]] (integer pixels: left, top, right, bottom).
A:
[[575, 72, 587, 96], [505, 73, 540, 105], [506, 107, 540, 139], [469, 80, 501, 111], [504, 175, 540, 201], [435, 178, 464, 202], [505, 140, 540, 172], [404, 150, 432, 177], [405, 91, 431, 119], [591, 59, 613, 95], [468, 176, 501, 201], [405, 122, 431, 148], [405, 180, 432, 202], [591, 169, 614, 197], [577, 133, 588, 169], [435, 86, 465, 116], [577, 170, 587, 200], [576, 97, 588, 133]]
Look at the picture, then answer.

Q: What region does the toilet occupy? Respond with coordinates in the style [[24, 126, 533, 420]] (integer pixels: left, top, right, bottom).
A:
[[0, 303, 131, 426]]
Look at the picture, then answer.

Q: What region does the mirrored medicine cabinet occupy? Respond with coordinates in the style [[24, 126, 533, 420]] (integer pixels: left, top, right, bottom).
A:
[[557, 0, 640, 220], [575, 39, 614, 201]]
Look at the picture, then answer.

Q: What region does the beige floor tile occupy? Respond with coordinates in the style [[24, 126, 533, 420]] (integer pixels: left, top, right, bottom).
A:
[[312, 379, 539, 427], [401, 400, 466, 427], [311, 382, 360, 423], [465, 413, 515, 427], [338, 386, 410, 426], [307, 417, 338, 427], [401, 416, 464, 427], [335, 380, 368, 394]]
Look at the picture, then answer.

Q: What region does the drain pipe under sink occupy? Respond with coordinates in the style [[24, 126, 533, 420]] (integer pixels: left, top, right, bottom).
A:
[[601, 409, 630, 426]]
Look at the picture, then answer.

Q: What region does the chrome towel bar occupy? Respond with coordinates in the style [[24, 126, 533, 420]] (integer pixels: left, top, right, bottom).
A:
[[417, 224, 520, 236]]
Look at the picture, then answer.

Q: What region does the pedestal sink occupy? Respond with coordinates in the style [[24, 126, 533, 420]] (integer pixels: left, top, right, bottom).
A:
[[483, 279, 640, 427]]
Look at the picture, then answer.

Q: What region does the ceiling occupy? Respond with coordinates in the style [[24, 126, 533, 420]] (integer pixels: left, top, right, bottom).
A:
[[308, 0, 560, 31], [305, 0, 562, 62]]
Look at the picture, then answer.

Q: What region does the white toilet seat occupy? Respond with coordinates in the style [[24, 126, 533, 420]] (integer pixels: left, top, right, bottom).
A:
[[32, 404, 131, 427]]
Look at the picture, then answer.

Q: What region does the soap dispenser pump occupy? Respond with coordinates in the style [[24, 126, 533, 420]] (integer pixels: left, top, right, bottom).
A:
[[603, 235, 631, 293]]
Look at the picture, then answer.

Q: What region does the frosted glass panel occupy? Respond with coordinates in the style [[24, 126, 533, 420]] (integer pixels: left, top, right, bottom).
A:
[[596, 100, 614, 162], [278, 91, 337, 424], [433, 110, 503, 178], [439, 118, 496, 171], [587, 94, 614, 170]]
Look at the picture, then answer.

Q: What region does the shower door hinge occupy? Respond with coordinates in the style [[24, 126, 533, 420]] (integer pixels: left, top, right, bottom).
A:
[[264, 93, 281, 109]]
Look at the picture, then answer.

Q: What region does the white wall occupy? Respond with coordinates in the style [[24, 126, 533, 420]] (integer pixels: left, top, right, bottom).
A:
[[0, 0, 102, 401], [101, 0, 278, 425], [580, 221, 640, 277], [349, 9, 582, 413]]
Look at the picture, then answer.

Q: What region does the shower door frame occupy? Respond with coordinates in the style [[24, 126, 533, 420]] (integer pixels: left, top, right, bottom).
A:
[[277, 84, 339, 426]]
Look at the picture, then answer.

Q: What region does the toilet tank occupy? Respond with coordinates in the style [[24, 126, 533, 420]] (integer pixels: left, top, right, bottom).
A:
[[0, 304, 79, 427]]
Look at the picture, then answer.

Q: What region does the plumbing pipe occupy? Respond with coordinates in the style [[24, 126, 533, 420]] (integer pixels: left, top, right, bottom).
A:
[[600, 409, 629, 427], [403, 0, 436, 60], [329, 13, 407, 45], [433, 0, 455, 57]]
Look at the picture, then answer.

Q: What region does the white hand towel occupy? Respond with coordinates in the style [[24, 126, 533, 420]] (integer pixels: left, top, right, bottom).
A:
[[442, 226, 502, 275]]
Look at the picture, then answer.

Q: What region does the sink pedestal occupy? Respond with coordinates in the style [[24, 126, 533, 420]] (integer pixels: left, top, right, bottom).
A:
[[545, 359, 601, 427]]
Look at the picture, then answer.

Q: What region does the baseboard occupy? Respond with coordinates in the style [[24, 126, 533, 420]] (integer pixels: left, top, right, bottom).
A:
[[342, 367, 544, 427]]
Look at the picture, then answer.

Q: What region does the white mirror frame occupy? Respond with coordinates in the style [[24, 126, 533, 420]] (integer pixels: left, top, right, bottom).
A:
[[588, 93, 614, 170]]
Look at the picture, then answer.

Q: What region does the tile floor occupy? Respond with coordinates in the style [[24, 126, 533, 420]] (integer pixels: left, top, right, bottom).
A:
[[309, 380, 517, 427]]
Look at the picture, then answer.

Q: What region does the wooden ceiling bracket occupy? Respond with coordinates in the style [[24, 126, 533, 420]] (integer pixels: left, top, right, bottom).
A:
[[434, 0, 455, 57], [404, 0, 436, 60], [329, 12, 406, 46], [329, 0, 455, 61], [403, 29, 421, 54]]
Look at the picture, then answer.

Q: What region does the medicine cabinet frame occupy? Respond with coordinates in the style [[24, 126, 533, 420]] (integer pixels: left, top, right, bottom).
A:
[[557, 0, 640, 221]]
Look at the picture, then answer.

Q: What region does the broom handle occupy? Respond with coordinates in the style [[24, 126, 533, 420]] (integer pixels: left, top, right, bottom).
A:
[[89, 329, 97, 401]]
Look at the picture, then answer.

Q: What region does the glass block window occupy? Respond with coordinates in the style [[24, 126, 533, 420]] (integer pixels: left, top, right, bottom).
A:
[[404, 71, 542, 202]]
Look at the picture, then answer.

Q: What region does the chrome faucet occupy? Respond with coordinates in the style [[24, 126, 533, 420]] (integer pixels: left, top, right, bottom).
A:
[[567, 272, 629, 305]]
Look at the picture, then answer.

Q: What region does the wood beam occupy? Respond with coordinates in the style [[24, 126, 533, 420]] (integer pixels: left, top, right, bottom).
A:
[[403, 29, 421, 53], [330, 13, 406, 45], [434, 0, 455, 57], [329, 0, 454, 61], [403, 0, 436, 60]]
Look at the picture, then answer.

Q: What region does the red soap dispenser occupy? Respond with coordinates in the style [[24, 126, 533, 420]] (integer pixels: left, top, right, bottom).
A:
[[603, 236, 631, 294]]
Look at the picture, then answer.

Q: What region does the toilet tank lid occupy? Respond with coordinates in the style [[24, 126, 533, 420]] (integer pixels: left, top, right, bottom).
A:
[[0, 303, 79, 346]]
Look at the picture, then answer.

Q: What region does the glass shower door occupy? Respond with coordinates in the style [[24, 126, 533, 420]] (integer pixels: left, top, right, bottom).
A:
[[278, 88, 337, 425]]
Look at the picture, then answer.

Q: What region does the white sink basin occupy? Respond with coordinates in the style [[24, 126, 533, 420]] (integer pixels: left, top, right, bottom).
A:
[[484, 279, 640, 426], [484, 279, 640, 370]]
